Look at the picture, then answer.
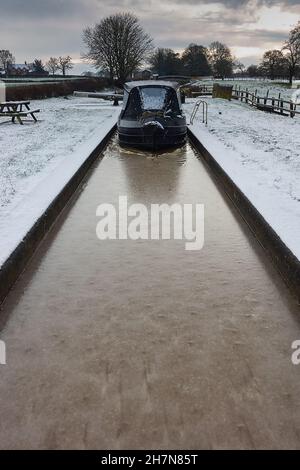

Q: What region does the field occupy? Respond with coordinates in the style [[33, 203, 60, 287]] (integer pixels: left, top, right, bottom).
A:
[[201, 78, 295, 101], [1, 76, 87, 83], [3, 78, 88, 88], [0, 96, 119, 211]]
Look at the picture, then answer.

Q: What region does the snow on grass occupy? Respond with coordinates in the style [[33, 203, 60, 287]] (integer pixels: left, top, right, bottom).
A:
[[1, 89, 299, 269], [200, 79, 294, 101], [185, 96, 300, 260], [0, 96, 119, 266], [0, 96, 118, 211]]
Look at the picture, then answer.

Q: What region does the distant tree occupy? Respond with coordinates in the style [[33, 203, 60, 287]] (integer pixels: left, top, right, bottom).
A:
[[149, 48, 183, 76], [246, 64, 261, 78], [46, 57, 59, 75], [32, 59, 46, 74], [208, 41, 234, 79], [82, 71, 94, 77], [181, 44, 211, 76], [283, 22, 300, 85], [235, 60, 245, 75], [260, 50, 287, 80], [83, 12, 153, 84], [58, 56, 73, 76], [0, 50, 15, 75]]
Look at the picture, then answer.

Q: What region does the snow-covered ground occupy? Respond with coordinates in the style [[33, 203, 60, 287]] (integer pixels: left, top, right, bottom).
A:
[[1, 91, 299, 270], [185, 96, 300, 260], [200, 79, 294, 101], [0, 96, 119, 211], [0, 96, 119, 266]]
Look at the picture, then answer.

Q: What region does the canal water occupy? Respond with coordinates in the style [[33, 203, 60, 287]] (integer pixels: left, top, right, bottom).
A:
[[0, 136, 300, 449]]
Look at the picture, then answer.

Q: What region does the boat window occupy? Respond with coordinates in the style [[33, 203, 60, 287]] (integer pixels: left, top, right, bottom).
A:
[[140, 87, 181, 114], [122, 90, 129, 109], [122, 88, 143, 119], [122, 86, 181, 120], [140, 87, 168, 110]]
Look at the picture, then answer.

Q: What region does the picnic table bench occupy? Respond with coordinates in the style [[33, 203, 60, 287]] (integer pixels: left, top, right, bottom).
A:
[[0, 101, 40, 124]]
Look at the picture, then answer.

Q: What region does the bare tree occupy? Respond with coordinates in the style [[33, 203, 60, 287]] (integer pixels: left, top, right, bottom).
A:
[[235, 60, 245, 75], [247, 64, 262, 78], [0, 50, 15, 75], [58, 56, 73, 76], [181, 44, 211, 76], [46, 57, 59, 75], [32, 59, 46, 75], [83, 12, 153, 84], [149, 48, 182, 76], [260, 50, 287, 80], [283, 22, 300, 85], [208, 42, 234, 79]]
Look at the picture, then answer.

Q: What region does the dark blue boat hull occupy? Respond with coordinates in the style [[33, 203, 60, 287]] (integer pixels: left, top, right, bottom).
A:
[[118, 119, 187, 150]]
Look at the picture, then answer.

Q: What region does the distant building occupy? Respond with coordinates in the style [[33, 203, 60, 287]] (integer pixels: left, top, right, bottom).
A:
[[8, 62, 34, 76], [133, 69, 152, 81], [7, 62, 49, 77]]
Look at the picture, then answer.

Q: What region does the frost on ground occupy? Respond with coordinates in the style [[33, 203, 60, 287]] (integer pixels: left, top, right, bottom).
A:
[[1, 90, 299, 268], [201, 79, 295, 101], [0, 96, 119, 266], [185, 96, 300, 260], [0, 96, 118, 213]]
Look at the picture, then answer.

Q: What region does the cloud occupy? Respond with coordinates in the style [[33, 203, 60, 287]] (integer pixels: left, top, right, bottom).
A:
[[0, 0, 88, 19], [165, 0, 300, 6], [0, 0, 299, 65]]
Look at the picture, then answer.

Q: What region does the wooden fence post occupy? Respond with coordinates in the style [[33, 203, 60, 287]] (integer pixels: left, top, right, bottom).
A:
[[263, 89, 269, 107], [225, 86, 297, 119], [290, 102, 295, 118]]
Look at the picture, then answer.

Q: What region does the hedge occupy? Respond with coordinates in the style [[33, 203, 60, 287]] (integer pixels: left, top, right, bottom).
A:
[[6, 78, 110, 101]]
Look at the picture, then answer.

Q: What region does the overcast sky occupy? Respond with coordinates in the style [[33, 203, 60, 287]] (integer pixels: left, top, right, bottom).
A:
[[0, 0, 299, 73]]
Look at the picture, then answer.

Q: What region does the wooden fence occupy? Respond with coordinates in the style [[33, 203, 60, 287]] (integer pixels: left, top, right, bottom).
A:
[[232, 87, 298, 118], [185, 83, 299, 118], [191, 84, 213, 97]]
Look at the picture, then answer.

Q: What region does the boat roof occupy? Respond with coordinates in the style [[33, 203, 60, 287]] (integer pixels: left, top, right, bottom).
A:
[[124, 80, 179, 91]]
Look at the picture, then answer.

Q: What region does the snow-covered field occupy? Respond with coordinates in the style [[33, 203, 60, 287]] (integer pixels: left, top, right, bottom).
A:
[[0, 96, 119, 266], [1, 90, 299, 269], [201, 79, 294, 101], [185, 96, 300, 260], [0, 96, 118, 211]]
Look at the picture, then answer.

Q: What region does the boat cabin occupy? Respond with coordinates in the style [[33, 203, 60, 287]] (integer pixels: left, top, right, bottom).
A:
[[118, 81, 187, 149]]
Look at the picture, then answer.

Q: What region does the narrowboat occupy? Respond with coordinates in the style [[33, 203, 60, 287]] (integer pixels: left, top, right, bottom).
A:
[[118, 81, 187, 150]]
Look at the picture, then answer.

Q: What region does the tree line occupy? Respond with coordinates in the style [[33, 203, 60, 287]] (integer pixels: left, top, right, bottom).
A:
[[215, 23, 300, 84], [0, 51, 73, 76], [2, 12, 300, 84], [148, 42, 234, 78], [83, 12, 234, 83], [83, 12, 300, 85]]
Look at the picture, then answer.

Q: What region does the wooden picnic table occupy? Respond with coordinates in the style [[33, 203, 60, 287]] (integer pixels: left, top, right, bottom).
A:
[[0, 101, 40, 124]]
